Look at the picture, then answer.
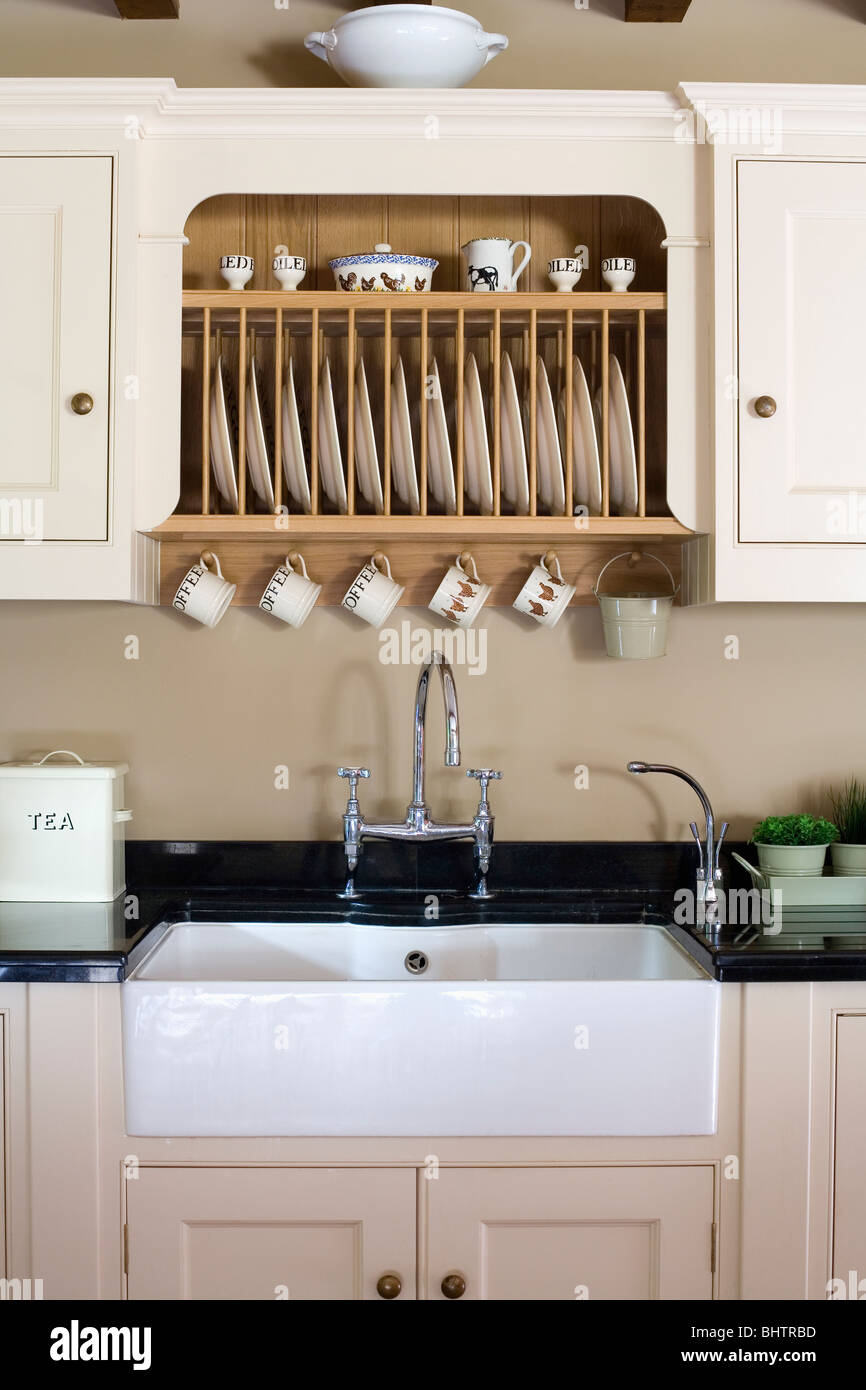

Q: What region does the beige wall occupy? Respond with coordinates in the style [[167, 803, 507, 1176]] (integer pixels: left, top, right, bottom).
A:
[[2, 0, 863, 842], [0, 598, 856, 841], [2, 0, 866, 90]]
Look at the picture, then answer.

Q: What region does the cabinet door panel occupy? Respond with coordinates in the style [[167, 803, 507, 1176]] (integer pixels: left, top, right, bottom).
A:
[[737, 160, 866, 543], [833, 1014, 866, 1285], [427, 1166, 714, 1300], [127, 1167, 416, 1301], [0, 156, 112, 541]]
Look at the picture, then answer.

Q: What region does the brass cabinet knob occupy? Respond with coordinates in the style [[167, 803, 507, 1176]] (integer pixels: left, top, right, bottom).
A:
[[70, 392, 94, 416], [441, 1272, 466, 1299], [753, 395, 777, 418], [376, 1273, 402, 1300]]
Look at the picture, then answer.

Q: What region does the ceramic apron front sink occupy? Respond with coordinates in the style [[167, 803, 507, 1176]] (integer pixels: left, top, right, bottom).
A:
[[122, 921, 720, 1137]]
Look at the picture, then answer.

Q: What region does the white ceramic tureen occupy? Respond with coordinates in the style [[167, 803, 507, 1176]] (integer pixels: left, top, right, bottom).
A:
[[329, 244, 439, 293], [304, 5, 508, 90]]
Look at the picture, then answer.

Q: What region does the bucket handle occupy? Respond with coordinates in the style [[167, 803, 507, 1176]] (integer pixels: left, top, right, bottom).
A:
[[593, 551, 679, 599], [35, 749, 86, 766]]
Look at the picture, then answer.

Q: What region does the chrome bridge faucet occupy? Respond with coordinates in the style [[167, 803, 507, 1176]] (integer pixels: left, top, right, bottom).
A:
[[337, 653, 503, 900], [627, 761, 728, 936]]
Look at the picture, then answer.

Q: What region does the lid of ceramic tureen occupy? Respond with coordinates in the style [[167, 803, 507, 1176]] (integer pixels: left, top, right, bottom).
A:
[[329, 244, 439, 267]]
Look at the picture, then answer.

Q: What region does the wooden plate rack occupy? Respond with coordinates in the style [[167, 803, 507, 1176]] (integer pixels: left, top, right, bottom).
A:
[[152, 192, 698, 610]]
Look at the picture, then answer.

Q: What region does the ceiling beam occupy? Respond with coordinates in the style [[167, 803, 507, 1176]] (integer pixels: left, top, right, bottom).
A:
[[625, 0, 692, 19], [114, 0, 179, 17]]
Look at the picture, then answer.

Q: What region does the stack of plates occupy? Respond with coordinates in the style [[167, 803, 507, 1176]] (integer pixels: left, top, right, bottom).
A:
[[209, 353, 314, 514], [208, 346, 640, 519]]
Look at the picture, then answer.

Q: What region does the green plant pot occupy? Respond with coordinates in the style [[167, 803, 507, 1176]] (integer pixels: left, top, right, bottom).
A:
[[830, 843, 866, 876], [755, 843, 830, 877]]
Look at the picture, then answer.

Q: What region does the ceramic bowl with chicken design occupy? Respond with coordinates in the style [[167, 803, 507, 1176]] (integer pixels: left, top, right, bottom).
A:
[[329, 243, 438, 292]]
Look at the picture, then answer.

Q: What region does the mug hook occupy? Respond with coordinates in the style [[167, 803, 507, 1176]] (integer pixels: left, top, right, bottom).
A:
[[200, 551, 223, 579], [457, 551, 480, 583], [372, 552, 393, 579]]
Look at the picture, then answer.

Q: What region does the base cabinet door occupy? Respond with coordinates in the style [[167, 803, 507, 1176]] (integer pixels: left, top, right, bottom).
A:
[[126, 1167, 416, 1301], [0, 1015, 5, 1279], [833, 1014, 866, 1288], [426, 1166, 715, 1300]]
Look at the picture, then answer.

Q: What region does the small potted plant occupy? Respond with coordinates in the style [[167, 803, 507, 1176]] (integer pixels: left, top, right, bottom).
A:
[[829, 780, 866, 876], [750, 813, 839, 877]]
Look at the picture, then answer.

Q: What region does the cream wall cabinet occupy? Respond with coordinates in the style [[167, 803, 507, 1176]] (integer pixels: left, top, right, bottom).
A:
[[4, 82, 866, 605], [0, 89, 166, 601], [425, 1165, 715, 1301], [0, 156, 113, 542], [0, 80, 714, 605], [689, 83, 866, 601], [737, 160, 866, 547]]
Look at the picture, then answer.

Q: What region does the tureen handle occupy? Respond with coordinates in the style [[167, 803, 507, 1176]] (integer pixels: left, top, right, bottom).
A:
[[476, 31, 509, 65], [304, 29, 338, 63]]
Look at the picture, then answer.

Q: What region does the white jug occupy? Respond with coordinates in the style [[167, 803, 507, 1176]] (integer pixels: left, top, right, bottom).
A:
[[461, 237, 532, 292]]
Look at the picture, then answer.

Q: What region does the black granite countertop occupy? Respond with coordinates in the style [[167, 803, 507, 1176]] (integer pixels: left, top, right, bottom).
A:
[[2, 839, 866, 983]]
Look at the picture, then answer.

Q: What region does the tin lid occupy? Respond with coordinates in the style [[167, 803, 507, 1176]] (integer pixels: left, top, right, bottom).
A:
[[0, 750, 129, 779]]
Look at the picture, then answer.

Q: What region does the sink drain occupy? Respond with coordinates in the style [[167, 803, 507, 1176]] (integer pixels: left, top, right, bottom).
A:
[[404, 950, 429, 975]]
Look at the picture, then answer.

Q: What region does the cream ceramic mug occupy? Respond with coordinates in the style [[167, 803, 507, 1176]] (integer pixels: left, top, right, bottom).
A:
[[429, 553, 491, 628], [259, 553, 321, 627], [173, 552, 236, 627], [219, 254, 254, 290], [513, 553, 576, 628], [601, 256, 636, 291], [272, 248, 307, 291], [342, 553, 404, 628], [547, 244, 589, 292]]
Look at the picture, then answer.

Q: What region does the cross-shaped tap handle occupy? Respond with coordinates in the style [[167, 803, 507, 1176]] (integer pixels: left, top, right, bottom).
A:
[[337, 766, 371, 800], [467, 768, 503, 802]]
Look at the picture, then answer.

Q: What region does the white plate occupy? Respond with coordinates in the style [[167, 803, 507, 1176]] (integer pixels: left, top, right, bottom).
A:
[[535, 356, 566, 516], [317, 357, 347, 513], [245, 358, 275, 511], [499, 352, 530, 515], [463, 352, 493, 516], [608, 353, 638, 516], [354, 358, 384, 514], [280, 358, 311, 513], [426, 358, 456, 515], [209, 354, 238, 510], [391, 357, 420, 514], [560, 357, 602, 516]]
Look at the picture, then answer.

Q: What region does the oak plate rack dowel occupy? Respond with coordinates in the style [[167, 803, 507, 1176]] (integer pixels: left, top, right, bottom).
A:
[[156, 288, 697, 609]]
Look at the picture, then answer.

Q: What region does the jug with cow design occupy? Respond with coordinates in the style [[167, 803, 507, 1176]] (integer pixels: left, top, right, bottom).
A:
[[460, 237, 532, 293]]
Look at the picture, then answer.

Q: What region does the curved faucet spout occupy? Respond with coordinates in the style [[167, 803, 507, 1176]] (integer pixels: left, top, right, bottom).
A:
[[412, 652, 460, 809], [627, 761, 714, 841], [627, 760, 725, 933]]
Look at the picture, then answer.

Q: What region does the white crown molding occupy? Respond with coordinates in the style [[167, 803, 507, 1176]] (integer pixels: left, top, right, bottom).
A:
[[0, 79, 683, 141], [3, 78, 864, 142], [678, 82, 866, 137]]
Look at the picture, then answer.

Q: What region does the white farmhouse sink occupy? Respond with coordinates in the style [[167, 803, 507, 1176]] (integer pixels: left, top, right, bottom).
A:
[[122, 922, 719, 1138]]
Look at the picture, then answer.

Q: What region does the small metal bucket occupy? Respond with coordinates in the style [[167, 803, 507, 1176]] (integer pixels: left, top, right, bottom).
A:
[[593, 552, 678, 660]]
